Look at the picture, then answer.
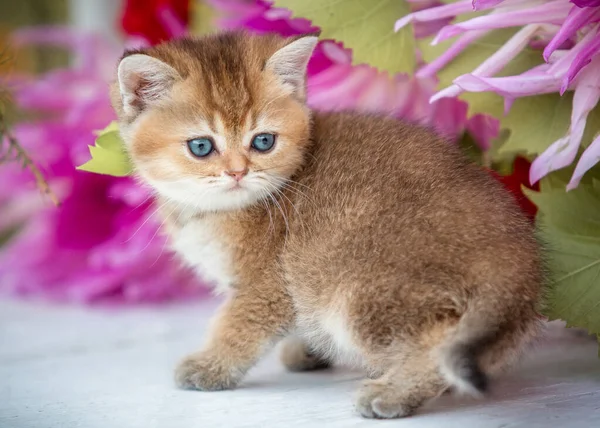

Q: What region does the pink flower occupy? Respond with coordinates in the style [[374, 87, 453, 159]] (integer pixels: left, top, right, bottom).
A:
[[1, 28, 206, 304], [400, 0, 600, 188]]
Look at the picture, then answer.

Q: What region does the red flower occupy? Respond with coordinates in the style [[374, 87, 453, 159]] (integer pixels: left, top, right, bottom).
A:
[[121, 0, 190, 45], [488, 157, 540, 220]]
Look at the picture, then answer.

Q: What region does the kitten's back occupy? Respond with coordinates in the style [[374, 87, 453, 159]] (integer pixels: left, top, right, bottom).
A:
[[283, 111, 542, 389]]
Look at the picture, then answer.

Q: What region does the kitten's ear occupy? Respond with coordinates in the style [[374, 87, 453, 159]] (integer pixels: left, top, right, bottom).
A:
[[116, 54, 182, 120], [266, 35, 319, 101]]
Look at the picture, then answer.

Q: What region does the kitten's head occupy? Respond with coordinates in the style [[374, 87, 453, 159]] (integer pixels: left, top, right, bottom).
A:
[[111, 31, 318, 212]]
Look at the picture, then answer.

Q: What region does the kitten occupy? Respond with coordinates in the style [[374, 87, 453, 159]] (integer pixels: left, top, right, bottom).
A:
[[111, 31, 544, 419]]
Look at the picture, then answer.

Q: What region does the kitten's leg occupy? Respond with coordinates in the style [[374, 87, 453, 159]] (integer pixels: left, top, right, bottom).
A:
[[280, 336, 330, 372], [175, 287, 293, 391], [356, 347, 446, 419]]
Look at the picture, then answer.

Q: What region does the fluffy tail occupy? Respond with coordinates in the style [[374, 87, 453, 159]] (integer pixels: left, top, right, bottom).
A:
[[438, 309, 497, 396]]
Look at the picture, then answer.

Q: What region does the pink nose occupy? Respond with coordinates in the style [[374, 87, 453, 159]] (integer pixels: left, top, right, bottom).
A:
[[225, 169, 248, 182]]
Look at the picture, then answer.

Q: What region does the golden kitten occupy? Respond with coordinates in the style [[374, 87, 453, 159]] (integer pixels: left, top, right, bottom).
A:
[[111, 31, 544, 418]]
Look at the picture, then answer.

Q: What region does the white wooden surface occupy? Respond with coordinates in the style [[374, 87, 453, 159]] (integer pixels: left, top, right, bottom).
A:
[[1, 299, 599, 428]]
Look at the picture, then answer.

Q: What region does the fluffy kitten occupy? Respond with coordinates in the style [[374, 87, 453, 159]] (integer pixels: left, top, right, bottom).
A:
[[111, 31, 544, 418]]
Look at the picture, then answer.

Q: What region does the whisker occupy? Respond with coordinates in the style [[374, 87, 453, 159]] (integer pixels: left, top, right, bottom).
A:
[[123, 198, 171, 244], [124, 192, 155, 216], [268, 192, 289, 246], [280, 177, 314, 192], [268, 177, 318, 210], [139, 201, 179, 255], [258, 188, 275, 237], [272, 186, 307, 237]]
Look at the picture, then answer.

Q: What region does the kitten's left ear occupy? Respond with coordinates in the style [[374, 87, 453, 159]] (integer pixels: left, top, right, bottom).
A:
[[266, 35, 319, 101]]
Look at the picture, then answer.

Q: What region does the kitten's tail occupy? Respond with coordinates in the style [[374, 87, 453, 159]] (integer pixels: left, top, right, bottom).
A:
[[438, 309, 495, 397]]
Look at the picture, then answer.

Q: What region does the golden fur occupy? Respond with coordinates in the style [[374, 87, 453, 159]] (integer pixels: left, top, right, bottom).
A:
[[111, 31, 544, 419]]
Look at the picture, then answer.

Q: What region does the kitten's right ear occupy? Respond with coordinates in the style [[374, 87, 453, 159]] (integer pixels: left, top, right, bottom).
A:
[[117, 54, 182, 120], [266, 35, 318, 102]]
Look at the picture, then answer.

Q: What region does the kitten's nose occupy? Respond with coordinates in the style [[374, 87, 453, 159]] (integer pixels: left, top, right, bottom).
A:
[[225, 168, 248, 182]]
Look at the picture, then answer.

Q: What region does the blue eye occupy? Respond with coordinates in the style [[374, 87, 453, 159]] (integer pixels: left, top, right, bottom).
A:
[[251, 133, 276, 152], [187, 138, 213, 158]]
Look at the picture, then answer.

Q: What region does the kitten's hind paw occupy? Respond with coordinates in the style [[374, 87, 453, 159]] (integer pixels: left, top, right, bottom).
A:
[[280, 337, 330, 372], [175, 352, 241, 391]]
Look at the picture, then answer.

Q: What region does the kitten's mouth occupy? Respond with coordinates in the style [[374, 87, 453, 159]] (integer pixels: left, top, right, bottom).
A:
[[227, 182, 244, 192]]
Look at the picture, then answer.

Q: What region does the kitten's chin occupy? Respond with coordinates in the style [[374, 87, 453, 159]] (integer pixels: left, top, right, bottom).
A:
[[148, 179, 269, 213], [200, 189, 265, 212]]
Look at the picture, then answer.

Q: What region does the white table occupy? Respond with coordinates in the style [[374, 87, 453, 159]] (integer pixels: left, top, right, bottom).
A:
[[1, 299, 599, 428]]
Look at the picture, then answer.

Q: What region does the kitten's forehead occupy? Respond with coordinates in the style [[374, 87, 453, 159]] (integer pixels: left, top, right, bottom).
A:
[[147, 32, 286, 131]]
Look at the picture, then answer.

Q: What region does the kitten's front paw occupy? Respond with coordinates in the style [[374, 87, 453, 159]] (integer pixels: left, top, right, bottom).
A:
[[175, 353, 240, 391], [356, 381, 414, 419]]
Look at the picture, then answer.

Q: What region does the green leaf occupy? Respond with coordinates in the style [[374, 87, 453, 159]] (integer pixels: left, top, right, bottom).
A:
[[524, 181, 600, 336], [457, 131, 484, 165], [498, 94, 568, 157], [500, 95, 600, 157], [191, 0, 216, 36], [273, 0, 416, 74], [76, 121, 132, 177], [419, 29, 600, 161]]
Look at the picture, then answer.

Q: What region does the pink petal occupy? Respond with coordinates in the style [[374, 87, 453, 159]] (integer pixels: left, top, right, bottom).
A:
[[356, 72, 397, 112], [321, 41, 352, 65], [433, 2, 573, 44], [417, 30, 490, 78], [472, 0, 507, 10], [428, 98, 469, 139], [530, 58, 600, 184], [545, 26, 599, 77], [473, 24, 542, 74], [567, 134, 600, 190], [503, 63, 551, 113], [308, 65, 378, 111], [206, 0, 263, 15], [453, 73, 561, 98], [571, 0, 600, 7], [307, 41, 351, 76], [466, 114, 500, 150], [543, 6, 600, 62], [395, 0, 480, 32], [414, 16, 455, 38], [395, 75, 438, 122], [529, 135, 579, 184], [562, 28, 600, 94]]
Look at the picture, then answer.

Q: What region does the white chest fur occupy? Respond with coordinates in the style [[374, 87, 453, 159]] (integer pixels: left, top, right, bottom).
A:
[[171, 218, 235, 294]]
